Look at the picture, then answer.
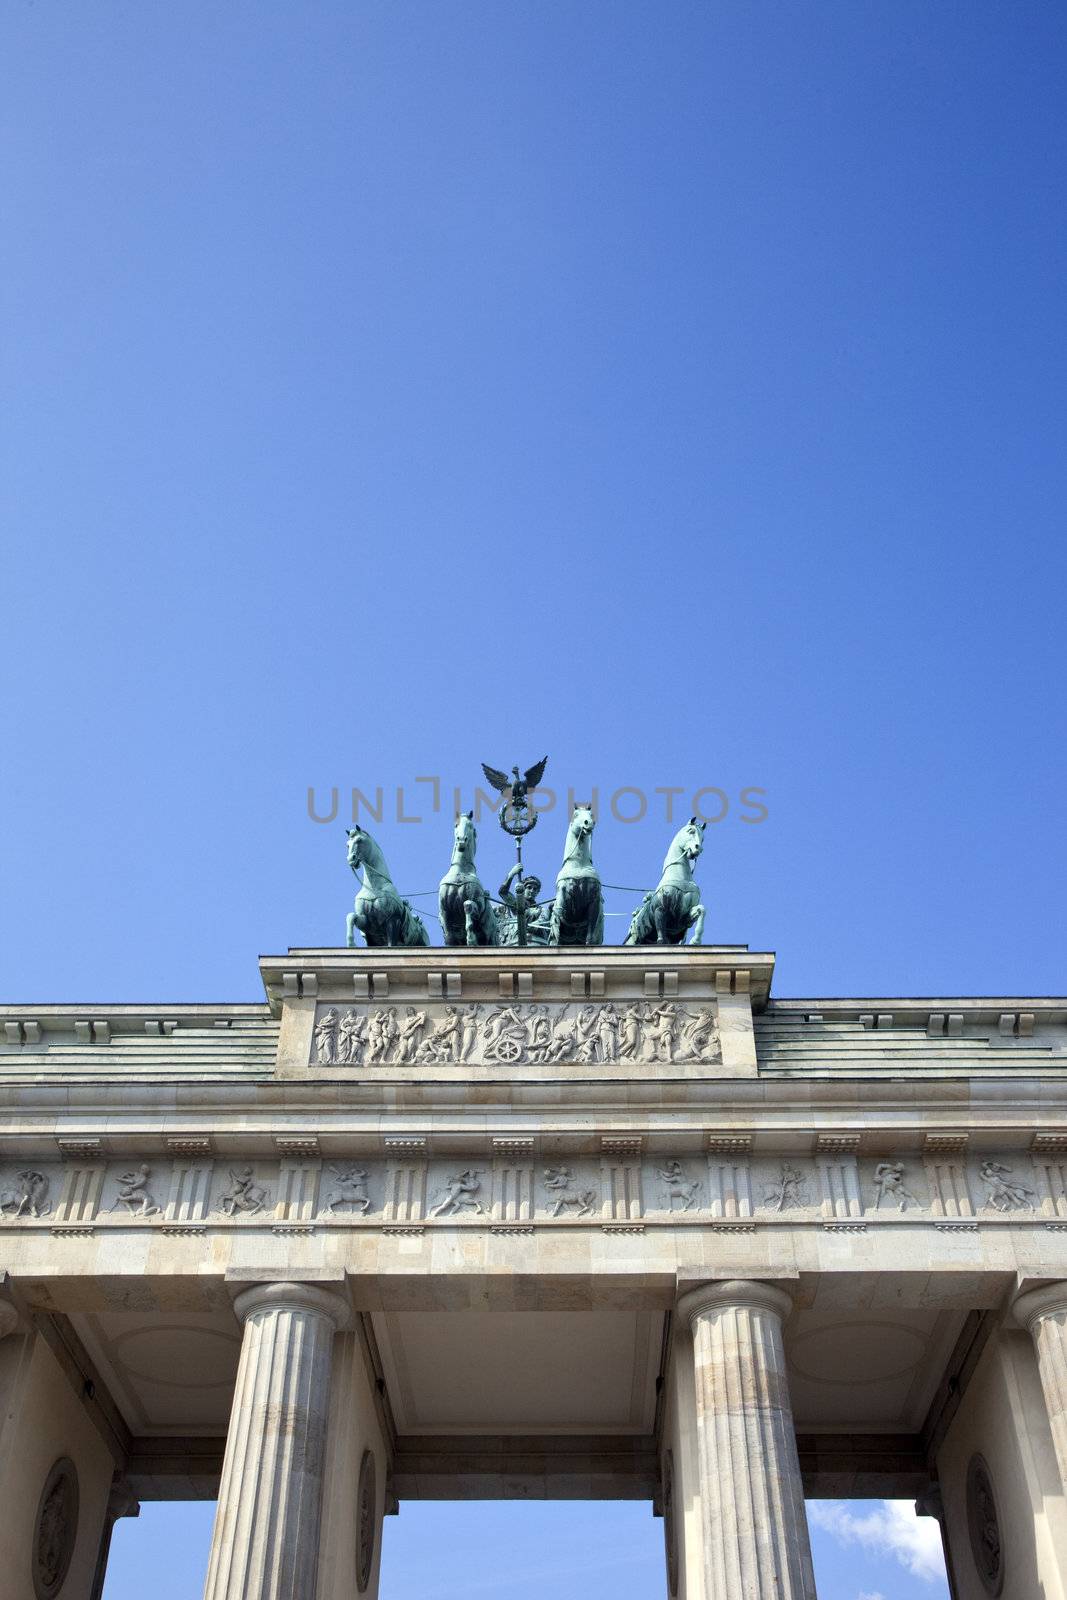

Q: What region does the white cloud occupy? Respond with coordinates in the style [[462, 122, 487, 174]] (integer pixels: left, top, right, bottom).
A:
[[808, 1500, 945, 1582], [858, 1591, 887, 1600]]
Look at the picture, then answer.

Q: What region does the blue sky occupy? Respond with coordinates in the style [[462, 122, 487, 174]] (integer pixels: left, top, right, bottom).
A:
[[3, 1, 1065, 1595], [105, 1499, 950, 1600]]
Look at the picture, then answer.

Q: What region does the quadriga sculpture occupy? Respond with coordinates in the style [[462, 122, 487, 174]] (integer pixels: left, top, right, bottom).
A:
[[550, 804, 604, 945], [346, 826, 429, 948], [625, 818, 707, 945], [439, 811, 499, 946]]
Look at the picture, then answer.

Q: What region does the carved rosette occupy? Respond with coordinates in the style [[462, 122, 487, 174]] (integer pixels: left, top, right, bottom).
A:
[[661, 1447, 679, 1596], [356, 1448, 377, 1592], [33, 1457, 79, 1600], [965, 1453, 1004, 1596]]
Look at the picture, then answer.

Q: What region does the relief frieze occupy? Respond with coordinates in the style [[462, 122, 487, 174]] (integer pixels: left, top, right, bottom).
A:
[[0, 1153, 1058, 1231], [310, 1000, 720, 1068]]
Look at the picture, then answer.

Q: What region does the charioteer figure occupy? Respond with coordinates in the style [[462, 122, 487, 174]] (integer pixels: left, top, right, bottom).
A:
[[497, 862, 552, 946]]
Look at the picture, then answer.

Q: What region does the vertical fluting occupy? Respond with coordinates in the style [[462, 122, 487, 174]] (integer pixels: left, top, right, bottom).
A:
[[202, 1283, 348, 1600], [1014, 1282, 1067, 1494], [678, 1280, 817, 1600]]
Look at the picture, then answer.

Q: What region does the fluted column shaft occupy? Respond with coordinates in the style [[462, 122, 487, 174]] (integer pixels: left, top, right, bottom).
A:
[[678, 1280, 816, 1600], [203, 1282, 348, 1600], [1014, 1280, 1067, 1493]]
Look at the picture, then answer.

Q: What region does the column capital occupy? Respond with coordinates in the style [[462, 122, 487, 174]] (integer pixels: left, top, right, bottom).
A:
[[677, 1278, 793, 1331], [232, 1281, 350, 1330], [1013, 1279, 1067, 1331]]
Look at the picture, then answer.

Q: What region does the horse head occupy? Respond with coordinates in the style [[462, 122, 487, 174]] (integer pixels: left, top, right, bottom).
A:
[[569, 804, 595, 840], [664, 817, 706, 873], [453, 809, 476, 858], [562, 804, 596, 862], [346, 826, 369, 872]]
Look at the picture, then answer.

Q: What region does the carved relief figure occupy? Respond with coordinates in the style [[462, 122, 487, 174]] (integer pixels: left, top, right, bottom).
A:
[[323, 1165, 371, 1215], [429, 1169, 483, 1216], [575, 1005, 600, 1063], [641, 1003, 677, 1063], [764, 1165, 807, 1212], [112, 1164, 160, 1217], [980, 1159, 1035, 1212], [618, 1003, 642, 1061], [395, 1008, 427, 1060], [458, 1005, 482, 1063], [220, 1166, 268, 1216], [0, 1169, 50, 1218], [658, 1160, 702, 1212], [482, 1006, 526, 1064], [337, 1009, 366, 1064], [873, 1160, 919, 1212], [365, 1009, 399, 1065], [543, 1166, 597, 1217], [676, 1009, 719, 1063], [418, 1006, 461, 1063], [544, 1010, 579, 1062], [524, 1005, 552, 1060], [596, 1004, 619, 1063], [313, 1007, 339, 1066]]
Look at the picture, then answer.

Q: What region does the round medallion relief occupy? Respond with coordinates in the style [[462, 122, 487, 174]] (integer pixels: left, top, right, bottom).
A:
[[662, 1449, 678, 1596], [966, 1453, 1004, 1596], [32, 1456, 79, 1600], [356, 1448, 377, 1593]]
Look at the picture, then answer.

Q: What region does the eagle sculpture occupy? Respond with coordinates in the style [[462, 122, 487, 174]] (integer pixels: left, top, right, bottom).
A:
[[480, 757, 548, 807]]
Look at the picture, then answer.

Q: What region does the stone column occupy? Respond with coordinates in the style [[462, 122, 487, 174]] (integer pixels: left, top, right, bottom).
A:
[[1013, 1280, 1067, 1492], [203, 1282, 349, 1600], [677, 1280, 816, 1600]]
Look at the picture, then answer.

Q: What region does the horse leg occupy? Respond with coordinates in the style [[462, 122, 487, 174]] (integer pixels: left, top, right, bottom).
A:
[[653, 895, 669, 944], [439, 889, 458, 947], [463, 898, 477, 946], [689, 903, 706, 946], [346, 910, 358, 949], [587, 889, 603, 946]]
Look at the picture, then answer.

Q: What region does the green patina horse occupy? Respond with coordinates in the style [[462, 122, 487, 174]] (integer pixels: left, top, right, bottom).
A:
[[438, 811, 499, 946], [625, 818, 707, 945], [346, 827, 429, 948], [550, 804, 604, 945]]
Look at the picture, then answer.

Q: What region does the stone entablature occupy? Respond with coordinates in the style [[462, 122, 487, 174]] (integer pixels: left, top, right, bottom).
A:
[[1, 1146, 1064, 1233]]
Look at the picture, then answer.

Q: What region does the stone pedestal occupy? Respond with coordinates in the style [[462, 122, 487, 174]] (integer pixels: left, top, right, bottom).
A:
[[677, 1280, 816, 1600], [1014, 1280, 1067, 1494], [202, 1282, 348, 1600]]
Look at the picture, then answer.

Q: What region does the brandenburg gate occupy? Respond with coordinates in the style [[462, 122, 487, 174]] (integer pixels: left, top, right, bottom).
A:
[[1, 803, 1065, 1598]]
